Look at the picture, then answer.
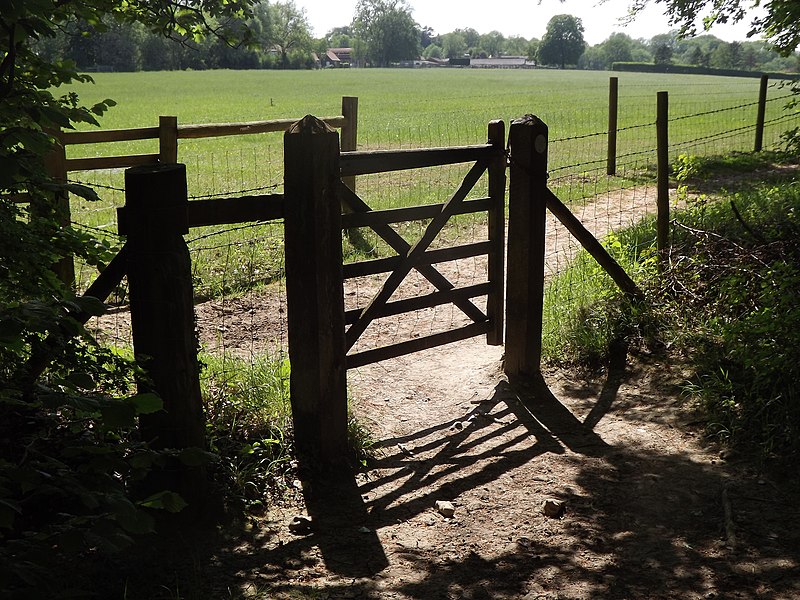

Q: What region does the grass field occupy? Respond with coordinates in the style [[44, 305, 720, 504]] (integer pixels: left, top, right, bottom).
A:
[[64, 68, 798, 294], [66, 68, 795, 201]]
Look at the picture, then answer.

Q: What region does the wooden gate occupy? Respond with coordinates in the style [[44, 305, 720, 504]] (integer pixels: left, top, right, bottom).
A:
[[336, 120, 507, 369]]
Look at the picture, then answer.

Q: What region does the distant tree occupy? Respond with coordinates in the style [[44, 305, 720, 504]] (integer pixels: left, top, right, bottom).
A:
[[503, 35, 530, 56], [650, 32, 676, 64], [537, 14, 586, 68], [710, 41, 741, 68], [455, 27, 481, 49], [441, 31, 468, 58], [420, 25, 435, 48], [631, 0, 800, 56], [422, 44, 443, 59], [653, 42, 673, 64], [578, 44, 606, 69], [527, 39, 540, 61], [352, 0, 420, 66], [603, 32, 634, 65], [687, 45, 708, 65], [263, 1, 312, 68], [480, 31, 505, 57], [326, 26, 354, 48]]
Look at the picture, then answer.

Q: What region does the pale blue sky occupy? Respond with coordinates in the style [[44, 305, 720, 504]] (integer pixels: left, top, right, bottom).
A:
[[297, 0, 764, 45]]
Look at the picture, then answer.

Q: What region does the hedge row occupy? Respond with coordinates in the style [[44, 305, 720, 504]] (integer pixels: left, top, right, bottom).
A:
[[611, 62, 800, 80]]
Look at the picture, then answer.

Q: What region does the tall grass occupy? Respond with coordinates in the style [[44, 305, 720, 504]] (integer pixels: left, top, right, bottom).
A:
[[201, 352, 293, 505], [544, 150, 800, 460]]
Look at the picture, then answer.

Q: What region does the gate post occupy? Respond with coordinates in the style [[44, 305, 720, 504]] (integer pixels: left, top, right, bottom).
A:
[[123, 163, 207, 506], [656, 91, 670, 258], [505, 115, 548, 377], [754, 74, 768, 152], [607, 76, 619, 176], [284, 115, 349, 467]]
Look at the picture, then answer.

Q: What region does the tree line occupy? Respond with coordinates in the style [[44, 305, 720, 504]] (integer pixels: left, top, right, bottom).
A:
[[34, 0, 800, 73]]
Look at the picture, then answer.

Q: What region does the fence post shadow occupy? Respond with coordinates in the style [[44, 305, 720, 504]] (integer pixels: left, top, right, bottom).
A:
[[500, 373, 610, 457], [299, 476, 389, 576]]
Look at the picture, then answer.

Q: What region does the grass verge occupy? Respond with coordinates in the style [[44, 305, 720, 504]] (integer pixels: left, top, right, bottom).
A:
[[543, 151, 800, 461], [201, 351, 376, 511]]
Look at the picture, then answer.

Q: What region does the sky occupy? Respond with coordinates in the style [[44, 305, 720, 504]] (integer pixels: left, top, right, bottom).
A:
[[296, 0, 765, 46]]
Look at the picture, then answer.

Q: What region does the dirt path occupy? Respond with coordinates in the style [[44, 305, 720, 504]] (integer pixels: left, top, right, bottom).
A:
[[98, 185, 800, 599]]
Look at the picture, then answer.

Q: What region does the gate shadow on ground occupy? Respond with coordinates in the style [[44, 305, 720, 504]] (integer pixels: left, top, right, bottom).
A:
[[276, 359, 626, 583], [111, 352, 800, 598]]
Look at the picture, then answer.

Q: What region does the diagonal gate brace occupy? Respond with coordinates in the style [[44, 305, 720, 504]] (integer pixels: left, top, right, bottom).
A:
[[339, 160, 490, 351]]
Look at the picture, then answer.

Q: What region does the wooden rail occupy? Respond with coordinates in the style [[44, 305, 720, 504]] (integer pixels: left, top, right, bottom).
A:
[[57, 113, 351, 174], [340, 144, 496, 177]]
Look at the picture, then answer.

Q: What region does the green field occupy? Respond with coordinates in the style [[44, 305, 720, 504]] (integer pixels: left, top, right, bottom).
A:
[[67, 68, 795, 198], [65, 69, 798, 295]]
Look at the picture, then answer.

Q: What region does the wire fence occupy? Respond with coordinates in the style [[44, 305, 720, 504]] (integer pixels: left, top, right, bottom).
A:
[[72, 75, 800, 377]]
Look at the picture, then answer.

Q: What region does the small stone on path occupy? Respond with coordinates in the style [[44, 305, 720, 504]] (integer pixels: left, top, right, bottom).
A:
[[288, 515, 313, 534], [542, 498, 565, 518], [435, 500, 456, 518]]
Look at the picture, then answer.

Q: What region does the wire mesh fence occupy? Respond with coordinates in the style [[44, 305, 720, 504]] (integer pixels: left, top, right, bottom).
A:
[[68, 73, 800, 375]]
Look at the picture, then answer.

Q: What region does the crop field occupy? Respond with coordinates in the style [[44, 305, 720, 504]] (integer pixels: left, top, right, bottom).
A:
[[64, 68, 798, 295]]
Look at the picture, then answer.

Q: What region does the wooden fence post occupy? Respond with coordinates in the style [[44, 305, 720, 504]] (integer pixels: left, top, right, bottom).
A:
[[159, 116, 179, 163], [340, 96, 359, 192], [123, 163, 207, 504], [284, 115, 349, 468], [44, 130, 76, 287], [754, 74, 768, 152], [504, 115, 548, 377], [656, 91, 670, 258], [487, 119, 506, 346], [607, 76, 619, 176]]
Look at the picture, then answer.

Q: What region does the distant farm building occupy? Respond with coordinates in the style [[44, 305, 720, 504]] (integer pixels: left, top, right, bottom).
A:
[[469, 56, 536, 69], [323, 48, 355, 68]]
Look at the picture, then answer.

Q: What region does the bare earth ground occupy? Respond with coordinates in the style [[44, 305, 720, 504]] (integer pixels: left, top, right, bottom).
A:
[[97, 185, 800, 599]]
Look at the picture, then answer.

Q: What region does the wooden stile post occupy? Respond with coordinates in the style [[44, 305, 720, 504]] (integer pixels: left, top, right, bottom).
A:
[[43, 130, 76, 287], [340, 96, 372, 253], [340, 96, 359, 192], [486, 119, 506, 346], [284, 115, 349, 468], [754, 74, 768, 152], [607, 76, 619, 176], [159, 116, 179, 163], [656, 91, 670, 258], [123, 163, 207, 504], [504, 115, 548, 377]]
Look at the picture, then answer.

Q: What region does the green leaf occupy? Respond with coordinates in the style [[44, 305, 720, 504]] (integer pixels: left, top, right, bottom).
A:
[[128, 450, 159, 470], [0, 318, 24, 344], [66, 371, 95, 390], [0, 498, 22, 529], [72, 295, 106, 317], [63, 183, 102, 202], [128, 393, 163, 415], [108, 498, 155, 534], [100, 401, 137, 428], [39, 105, 73, 128], [177, 447, 216, 467], [139, 490, 187, 513]]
